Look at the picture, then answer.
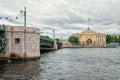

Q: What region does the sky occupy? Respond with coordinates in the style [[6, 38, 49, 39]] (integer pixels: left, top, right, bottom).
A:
[[0, 0, 120, 39]]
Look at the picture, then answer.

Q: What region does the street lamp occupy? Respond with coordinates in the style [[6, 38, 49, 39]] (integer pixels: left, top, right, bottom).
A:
[[20, 6, 27, 61], [53, 29, 55, 40], [20, 6, 27, 27]]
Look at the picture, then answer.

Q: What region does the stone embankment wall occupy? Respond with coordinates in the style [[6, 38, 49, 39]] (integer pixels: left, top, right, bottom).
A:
[[0, 25, 40, 60], [63, 44, 104, 48]]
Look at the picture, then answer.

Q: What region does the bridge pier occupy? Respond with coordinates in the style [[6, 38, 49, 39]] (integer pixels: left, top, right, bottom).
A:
[[53, 40, 58, 50], [0, 25, 40, 61]]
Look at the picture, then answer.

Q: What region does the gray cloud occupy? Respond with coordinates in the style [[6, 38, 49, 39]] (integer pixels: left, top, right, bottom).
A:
[[0, 0, 120, 39]]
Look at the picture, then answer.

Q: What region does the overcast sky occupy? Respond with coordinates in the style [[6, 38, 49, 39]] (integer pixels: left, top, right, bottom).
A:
[[0, 0, 120, 39]]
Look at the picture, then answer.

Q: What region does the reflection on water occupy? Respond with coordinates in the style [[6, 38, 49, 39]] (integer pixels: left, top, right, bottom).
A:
[[0, 48, 120, 80], [0, 61, 40, 80]]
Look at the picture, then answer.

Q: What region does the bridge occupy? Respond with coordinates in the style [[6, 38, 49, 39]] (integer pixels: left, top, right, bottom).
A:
[[0, 25, 6, 54], [0, 25, 62, 60], [56, 42, 62, 49], [40, 38, 54, 48], [40, 37, 62, 51], [0, 25, 63, 61]]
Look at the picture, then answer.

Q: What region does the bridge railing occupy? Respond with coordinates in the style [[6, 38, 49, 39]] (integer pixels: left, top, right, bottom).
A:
[[40, 38, 54, 48], [40, 37, 63, 49], [0, 25, 6, 54]]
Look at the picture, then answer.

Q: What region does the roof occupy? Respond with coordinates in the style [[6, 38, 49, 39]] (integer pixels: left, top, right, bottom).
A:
[[81, 27, 96, 34]]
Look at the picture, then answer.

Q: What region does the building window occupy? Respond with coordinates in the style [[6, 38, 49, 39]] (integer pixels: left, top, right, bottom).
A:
[[15, 38, 20, 44]]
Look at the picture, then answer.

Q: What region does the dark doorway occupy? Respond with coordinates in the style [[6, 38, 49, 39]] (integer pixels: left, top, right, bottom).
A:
[[86, 39, 92, 45]]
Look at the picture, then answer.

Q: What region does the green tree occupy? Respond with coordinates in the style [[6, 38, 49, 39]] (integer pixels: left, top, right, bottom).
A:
[[114, 35, 117, 42], [118, 35, 120, 43], [106, 34, 112, 44], [111, 35, 115, 42], [40, 35, 53, 41], [68, 36, 79, 45], [55, 38, 61, 43], [106, 34, 120, 44]]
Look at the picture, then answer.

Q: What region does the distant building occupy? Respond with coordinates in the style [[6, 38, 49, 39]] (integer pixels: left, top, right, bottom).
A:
[[72, 27, 106, 47], [0, 25, 40, 60], [62, 39, 72, 47]]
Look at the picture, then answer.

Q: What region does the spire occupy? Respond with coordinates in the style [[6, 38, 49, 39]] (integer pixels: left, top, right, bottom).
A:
[[88, 18, 91, 27], [87, 27, 90, 30], [87, 18, 91, 30]]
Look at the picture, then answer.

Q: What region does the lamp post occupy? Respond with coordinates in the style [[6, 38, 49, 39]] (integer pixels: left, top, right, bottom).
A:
[[53, 29, 55, 40], [20, 6, 26, 27], [20, 6, 27, 61]]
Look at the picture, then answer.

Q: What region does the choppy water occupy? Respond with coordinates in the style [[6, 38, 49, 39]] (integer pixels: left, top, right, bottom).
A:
[[0, 48, 120, 80]]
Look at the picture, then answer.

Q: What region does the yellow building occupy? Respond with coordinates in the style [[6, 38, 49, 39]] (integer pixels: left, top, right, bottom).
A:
[[72, 28, 106, 47]]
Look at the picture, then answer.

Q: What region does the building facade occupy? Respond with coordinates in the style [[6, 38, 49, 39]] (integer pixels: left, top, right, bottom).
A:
[[62, 39, 72, 48], [0, 25, 40, 60], [72, 28, 106, 47]]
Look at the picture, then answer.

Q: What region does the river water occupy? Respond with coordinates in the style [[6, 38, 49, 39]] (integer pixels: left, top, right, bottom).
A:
[[0, 48, 120, 80]]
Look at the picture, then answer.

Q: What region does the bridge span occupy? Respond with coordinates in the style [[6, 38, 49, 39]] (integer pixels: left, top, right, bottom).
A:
[[40, 37, 62, 52]]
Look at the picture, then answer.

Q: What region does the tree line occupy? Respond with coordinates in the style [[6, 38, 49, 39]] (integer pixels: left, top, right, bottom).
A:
[[106, 34, 120, 44]]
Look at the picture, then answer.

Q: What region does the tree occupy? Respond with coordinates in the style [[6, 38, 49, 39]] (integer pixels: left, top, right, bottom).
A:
[[106, 34, 112, 44], [55, 38, 61, 43], [40, 35, 53, 41], [118, 35, 120, 43], [68, 36, 79, 45], [106, 34, 120, 44], [114, 35, 117, 42]]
